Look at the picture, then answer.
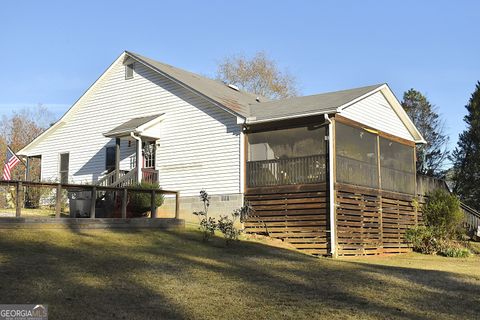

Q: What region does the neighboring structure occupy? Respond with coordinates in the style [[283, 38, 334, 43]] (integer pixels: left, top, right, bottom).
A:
[[18, 51, 426, 257]]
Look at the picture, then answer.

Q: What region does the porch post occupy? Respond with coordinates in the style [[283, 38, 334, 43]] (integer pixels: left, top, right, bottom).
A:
[[136, 137, 142, 183], [25, 157, 31, 181], [115, 138, 121, 181]]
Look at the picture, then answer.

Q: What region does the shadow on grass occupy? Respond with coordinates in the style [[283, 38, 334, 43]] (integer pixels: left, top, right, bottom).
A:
[[0, 228, 478, 320]]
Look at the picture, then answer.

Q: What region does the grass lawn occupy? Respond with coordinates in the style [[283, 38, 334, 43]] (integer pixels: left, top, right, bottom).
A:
[[0, 228, 478, 320], [0, 207, 65, 217]]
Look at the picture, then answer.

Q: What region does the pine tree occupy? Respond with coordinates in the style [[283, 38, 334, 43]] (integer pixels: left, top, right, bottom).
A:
[[452, 82, 480, 210], [401, 89, 449, 176]]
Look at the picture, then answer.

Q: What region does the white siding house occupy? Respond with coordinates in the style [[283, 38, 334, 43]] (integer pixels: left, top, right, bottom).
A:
[[18, 51, 425, 221], [339, 91, 413, 141], [19, 53, 243, 198]]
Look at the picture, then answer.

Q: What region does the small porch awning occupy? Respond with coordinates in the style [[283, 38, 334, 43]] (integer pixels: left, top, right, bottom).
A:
[[103, 114, 164, 140]]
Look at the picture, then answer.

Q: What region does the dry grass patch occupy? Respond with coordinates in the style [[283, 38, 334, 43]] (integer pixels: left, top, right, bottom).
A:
[[0, 228, 478, 319]]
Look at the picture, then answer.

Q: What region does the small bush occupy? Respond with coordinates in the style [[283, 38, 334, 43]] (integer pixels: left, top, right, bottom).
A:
[[405, 226, 442, 254], [217, 215, 239, 245], [193, 190, 253, 245], [406, 189, 471, 257], [423, 189, 463, 238], [440, 244, 472, 258], [193, 190, 216, 241], [218, 204, 253, 246], [128, 182, 164, 217]]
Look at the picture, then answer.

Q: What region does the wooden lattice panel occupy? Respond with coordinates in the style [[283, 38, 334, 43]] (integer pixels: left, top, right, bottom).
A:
[[381, 196, 416, 254], [336, 188, 382, 256], [335, 183, 418, 257], [245, 184, 330, 256]]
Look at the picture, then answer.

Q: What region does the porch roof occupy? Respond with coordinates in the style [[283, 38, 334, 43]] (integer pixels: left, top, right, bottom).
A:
[[103, 113, 164, 139]]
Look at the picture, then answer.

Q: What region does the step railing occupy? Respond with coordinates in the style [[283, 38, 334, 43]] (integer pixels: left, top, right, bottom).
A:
[[461, 202, 480, 233], [110, 168, 138, 188], [97, 170, 129, 187]]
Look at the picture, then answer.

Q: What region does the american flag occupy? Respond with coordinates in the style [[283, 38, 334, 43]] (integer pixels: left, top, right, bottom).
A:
[[2, 147, 21, 180]]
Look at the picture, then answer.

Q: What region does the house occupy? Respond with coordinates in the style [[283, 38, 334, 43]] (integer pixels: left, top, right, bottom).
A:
[[18, 51, 426, 257]]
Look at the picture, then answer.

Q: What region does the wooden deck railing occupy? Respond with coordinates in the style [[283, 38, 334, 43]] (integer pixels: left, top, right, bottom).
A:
[[142, 168, 159, 185], [0, 180, 179, 220], [97, 168, 160, 188], [97, 170, 130, 187], [246, 154, 326, 188], [461, 202, 480, 232]]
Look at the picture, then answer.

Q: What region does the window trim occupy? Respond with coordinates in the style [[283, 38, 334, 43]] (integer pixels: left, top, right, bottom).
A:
[[59, 152, 69, 184], [125, 63, 134, 80]]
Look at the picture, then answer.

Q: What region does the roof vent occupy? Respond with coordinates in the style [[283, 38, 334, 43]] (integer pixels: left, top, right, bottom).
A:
[[227, 84, 239, 91], [256, 97, 260, 102]]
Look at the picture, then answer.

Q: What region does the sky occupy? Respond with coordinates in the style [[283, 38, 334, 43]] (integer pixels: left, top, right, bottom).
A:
[[0, 0, 478, 153]]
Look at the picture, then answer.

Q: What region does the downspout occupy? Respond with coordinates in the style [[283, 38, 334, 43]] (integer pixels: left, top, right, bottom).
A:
[[130, 132, 143, 183], [324, 114, 336, 256]]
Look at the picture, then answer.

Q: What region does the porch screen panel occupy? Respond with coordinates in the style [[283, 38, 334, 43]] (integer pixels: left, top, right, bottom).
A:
[[247, 125, 326, 187], [335, 122, 378, 188], [379, 138, 415, 194]]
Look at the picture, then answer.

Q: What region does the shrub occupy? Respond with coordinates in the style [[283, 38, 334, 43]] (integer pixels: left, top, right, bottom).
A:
[[440, 244, 472, 258], [405, 226, 442, 254], [423, 189, 463, 238], [217, 204, 253, 246], [193, 190, 254, 244], [128, 182, 164, 217], [193, 190, 217, 241], [406, 190, 471, 256]]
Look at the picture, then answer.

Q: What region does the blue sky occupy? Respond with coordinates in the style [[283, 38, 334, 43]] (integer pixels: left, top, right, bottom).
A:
[[0, 0, 478, 153]]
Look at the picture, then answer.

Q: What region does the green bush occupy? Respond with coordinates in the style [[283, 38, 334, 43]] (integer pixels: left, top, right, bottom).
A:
[[405, 226, 442, 254], [193, 190, 216, 241], [128, 182, 164, 217], [440, 244, 472, 258], [423, 189, 463, 238], [406, 190, 470, 256], [193, 190, 253, 244]]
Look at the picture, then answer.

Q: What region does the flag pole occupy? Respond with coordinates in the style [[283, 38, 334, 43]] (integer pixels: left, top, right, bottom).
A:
[[5, 146, 28, 207]]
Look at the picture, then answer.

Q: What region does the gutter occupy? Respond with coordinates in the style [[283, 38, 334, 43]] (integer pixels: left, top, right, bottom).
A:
[[130, 132, 143, 183], [324, 114, 336, 256]]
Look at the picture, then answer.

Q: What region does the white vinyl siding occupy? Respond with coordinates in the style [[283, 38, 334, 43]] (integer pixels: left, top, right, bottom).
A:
[[339, 91, 414, 141], [25, 59, 241, 196]]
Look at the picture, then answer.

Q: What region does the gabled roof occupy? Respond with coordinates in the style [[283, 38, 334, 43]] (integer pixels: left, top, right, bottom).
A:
[[126, 51, 264, 118], [248, 84, 383, 123], [18, 51, 426, 156], [103, 113, 164, 138]]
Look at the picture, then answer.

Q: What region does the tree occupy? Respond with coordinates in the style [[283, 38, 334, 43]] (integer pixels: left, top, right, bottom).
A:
[[215, 52, 298, 100], [401, 89, 449, 176], [451, 82, 480, 210], [0, 104, 54, 180]]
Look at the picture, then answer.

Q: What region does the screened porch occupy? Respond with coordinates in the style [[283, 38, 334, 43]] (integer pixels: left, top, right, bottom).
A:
[[245, 118, 416, 195], [246, 124, 327, 188]]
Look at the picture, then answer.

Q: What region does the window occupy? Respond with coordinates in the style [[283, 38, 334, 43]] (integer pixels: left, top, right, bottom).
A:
[[335, 122, 379, 188], [125, 63, 134, 79], [380, 137, 415, 194], [143, 142, 156, 168], [247, 125, 327, 187], [105, 147, 116, 172], [59, 153, 69, 184]]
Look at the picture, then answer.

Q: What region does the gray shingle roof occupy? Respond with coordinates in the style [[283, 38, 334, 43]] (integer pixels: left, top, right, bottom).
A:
[[127, 51, 384, 123], [248, 84, 384, 123], [104, 114, 164, 137], [126, 51, 263, 118]]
